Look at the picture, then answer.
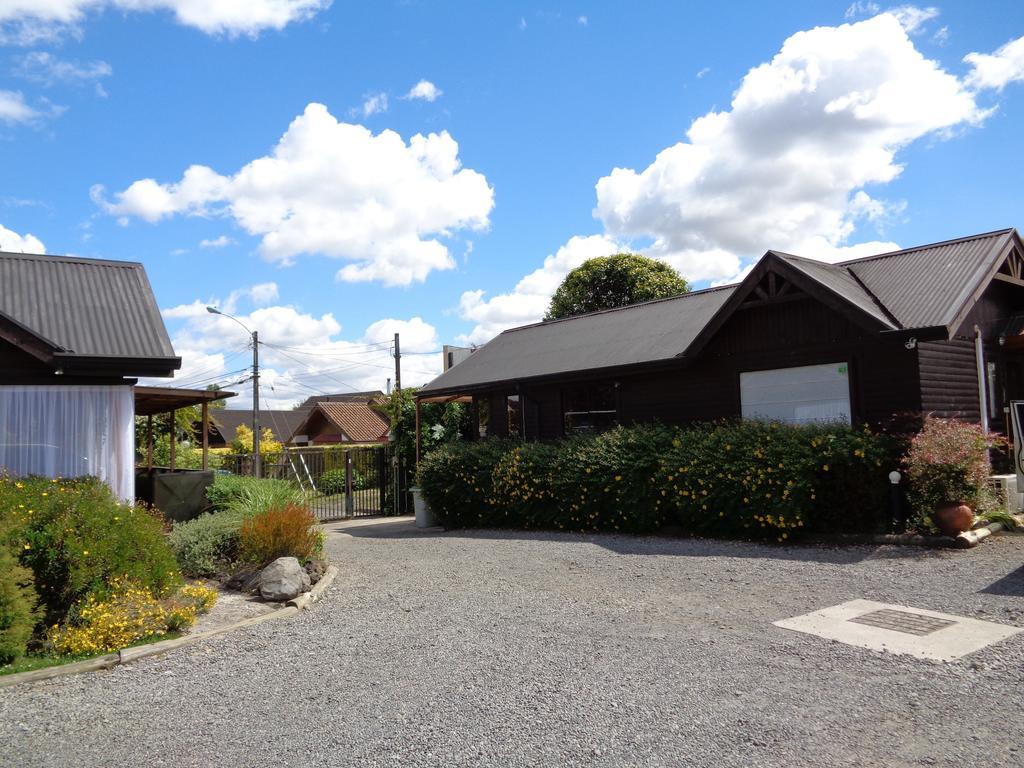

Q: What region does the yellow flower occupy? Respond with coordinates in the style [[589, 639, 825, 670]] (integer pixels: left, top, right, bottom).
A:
[[23, 543, 31, 550]]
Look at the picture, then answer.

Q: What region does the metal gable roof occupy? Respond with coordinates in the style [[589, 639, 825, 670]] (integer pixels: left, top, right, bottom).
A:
[[0, 251, 177, 361], [418, 228, 1022, 397], [771, 252, 897, 330], [841, 229, 1016, 330], [419, 286, 734, 394]]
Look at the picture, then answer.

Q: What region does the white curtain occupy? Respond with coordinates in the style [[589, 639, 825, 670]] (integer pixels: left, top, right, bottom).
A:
[[0, 385, 135, 501]]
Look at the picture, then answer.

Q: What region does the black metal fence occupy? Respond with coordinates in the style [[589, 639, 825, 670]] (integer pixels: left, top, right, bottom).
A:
[[221, 445, 403, 522]]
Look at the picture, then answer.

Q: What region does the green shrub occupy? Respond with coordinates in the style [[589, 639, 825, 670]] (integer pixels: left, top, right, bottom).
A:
[[239, 504, 323, 565], [319, 469, 347, 496], [418, 438, 516, 528], [206, 475, 305, 514], [0, 526, 39, 664], [904, 416, 999, 528], [0, 477, 180, 626], [318, 467, 370, 495], [175, 476, 309, 576], [168, 509, 247, 577], [418, 421, 896, 540]]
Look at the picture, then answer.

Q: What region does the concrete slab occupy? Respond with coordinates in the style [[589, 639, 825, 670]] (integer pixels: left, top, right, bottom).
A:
[[773, 599, 1023, 662]]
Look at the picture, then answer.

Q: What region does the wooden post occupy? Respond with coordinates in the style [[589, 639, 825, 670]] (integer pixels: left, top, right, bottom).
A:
[[146, 415, 153, 470], [415, 398, 422, 465], [169, 409, 176, 471], [201, 401, 209, 471]]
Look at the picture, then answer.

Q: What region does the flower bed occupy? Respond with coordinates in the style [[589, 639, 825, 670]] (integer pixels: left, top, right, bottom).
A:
[[0, 476, 217, 672], [169, 473, 326, 609]]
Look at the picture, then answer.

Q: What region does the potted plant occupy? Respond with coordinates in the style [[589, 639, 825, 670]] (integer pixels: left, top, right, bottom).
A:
[[904, 416, 1000, 537]]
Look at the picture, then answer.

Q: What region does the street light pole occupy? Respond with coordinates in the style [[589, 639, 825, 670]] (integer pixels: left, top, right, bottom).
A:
[[206, 307, 260, 478], [252, 329, 260, 479]]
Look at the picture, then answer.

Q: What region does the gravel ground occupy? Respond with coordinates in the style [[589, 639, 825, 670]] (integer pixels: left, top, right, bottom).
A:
[[3, 520, 1024, 768]]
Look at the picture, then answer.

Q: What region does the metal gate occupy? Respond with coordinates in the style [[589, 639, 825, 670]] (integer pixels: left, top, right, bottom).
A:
[[223, 445, 398, 522]]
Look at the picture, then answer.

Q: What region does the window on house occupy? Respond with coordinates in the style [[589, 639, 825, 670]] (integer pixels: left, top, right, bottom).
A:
[[740, 362, 851, 425], [507, 395, 521, 437], [563, 383, 617, 434], [476, 395, 490, 437]]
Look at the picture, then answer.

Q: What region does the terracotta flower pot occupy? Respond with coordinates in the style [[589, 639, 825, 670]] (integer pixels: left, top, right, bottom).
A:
[[935, 502, 973, 537]]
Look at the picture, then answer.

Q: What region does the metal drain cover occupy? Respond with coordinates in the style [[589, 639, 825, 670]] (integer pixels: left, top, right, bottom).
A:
[[848, 608, 956, 636]]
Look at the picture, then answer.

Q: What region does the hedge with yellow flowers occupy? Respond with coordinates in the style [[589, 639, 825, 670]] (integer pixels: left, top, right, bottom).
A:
[[418, 421, 897, 540]]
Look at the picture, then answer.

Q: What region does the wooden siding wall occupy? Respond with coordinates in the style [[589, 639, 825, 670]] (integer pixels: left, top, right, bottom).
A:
[[502, 295, 923, 440], [916, 339, 980, 421]]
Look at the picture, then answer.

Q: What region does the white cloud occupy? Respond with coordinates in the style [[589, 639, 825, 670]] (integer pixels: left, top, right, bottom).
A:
[[360, 92, 388, 117], [592, 12, 987, 283], [845, 2, 880, 18], [404, 80, 442, 102], [577, 15, 587, 26], [457, 234, 623, 345], [0, 0, 330, 43], [696, 67, 711, 79], [0, 222, 45, 253], [363, 316, 438, 353], [0, 90, 39, 123], [93, 103, 494, 286], [199, 234, 235, 248], [12, 51, 111, 86], [887, 5, 939, 34], [965, 34, 1024, 91], [157, 289, 441, 407]]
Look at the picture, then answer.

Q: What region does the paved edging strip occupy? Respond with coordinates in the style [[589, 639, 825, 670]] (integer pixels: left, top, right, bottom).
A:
[[1, 564, 340, 689], [0, 653, 120, 689], [955, 514, 1024, 548]]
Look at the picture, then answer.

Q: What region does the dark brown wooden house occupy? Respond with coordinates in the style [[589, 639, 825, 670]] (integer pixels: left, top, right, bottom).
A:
[[418, 229, 1024, 440]]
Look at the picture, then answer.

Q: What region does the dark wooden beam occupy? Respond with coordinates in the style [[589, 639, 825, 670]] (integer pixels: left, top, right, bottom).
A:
[[993, 272, 1024, 289]]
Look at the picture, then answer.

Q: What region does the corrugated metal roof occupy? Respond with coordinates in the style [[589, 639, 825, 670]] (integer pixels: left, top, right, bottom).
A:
[[0, 251, 176, 359], [420, 228, 1022, 396], [843, 229, 1015, 330], [421, 286, 733, 394], [773, 252, 897, 329]]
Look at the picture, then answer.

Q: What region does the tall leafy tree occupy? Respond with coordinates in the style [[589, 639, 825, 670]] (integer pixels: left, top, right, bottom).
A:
[[546, 253, 689, 320]]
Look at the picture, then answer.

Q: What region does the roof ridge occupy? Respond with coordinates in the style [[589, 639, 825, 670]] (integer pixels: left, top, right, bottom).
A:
[[836, 228, 1015, 266], [500, 283, 735, 335], [0, 251, 145, 268]]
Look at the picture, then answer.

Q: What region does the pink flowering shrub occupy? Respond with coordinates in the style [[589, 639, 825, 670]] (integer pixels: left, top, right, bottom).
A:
[[903, 416, 999, 524]]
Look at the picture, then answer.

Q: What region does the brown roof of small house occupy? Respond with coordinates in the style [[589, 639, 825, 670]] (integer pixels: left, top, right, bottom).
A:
[[296, 402, 390, 443], [419, 228, 1022, 396]]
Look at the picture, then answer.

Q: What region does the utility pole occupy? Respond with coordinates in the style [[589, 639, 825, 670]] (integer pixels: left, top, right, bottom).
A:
[[393, 332, 402, 514], [205, 306, 260, 479], [252, 329, 261, 479]]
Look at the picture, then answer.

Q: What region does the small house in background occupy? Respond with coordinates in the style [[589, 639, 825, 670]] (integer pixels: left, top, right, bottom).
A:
[[207, 409, 308, 448], [290, 401, 390, 445], [417, 229, 1024, 443], [0, 251, 233, 503]]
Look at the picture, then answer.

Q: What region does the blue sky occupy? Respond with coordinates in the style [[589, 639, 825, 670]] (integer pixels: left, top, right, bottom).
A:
[[2, 1, 1024, 406]]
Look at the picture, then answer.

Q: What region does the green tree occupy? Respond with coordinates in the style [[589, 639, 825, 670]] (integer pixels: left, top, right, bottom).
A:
[[545, 253, 689, 320]]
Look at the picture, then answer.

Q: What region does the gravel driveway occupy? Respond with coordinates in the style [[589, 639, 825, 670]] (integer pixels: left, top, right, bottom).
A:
[[4, 519, 1024, 768]]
